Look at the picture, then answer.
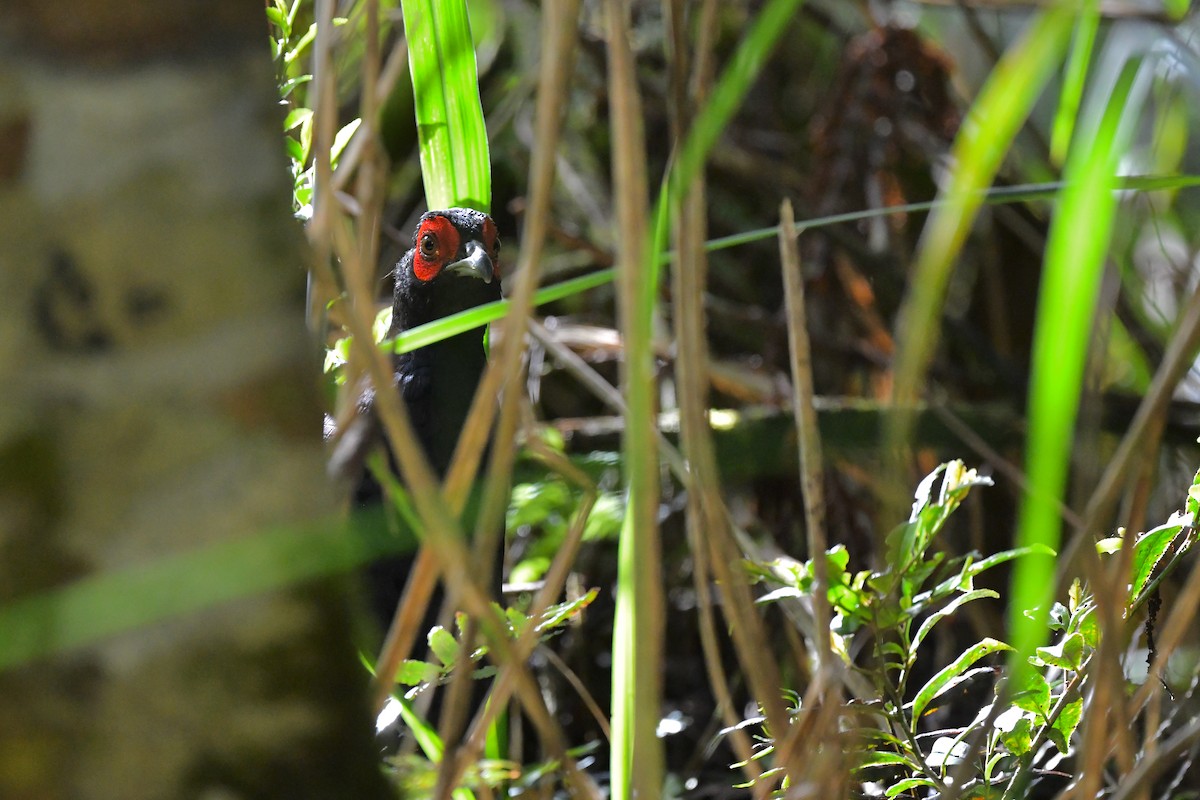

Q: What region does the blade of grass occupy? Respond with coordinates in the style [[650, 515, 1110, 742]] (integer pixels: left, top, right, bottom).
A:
[[887, 7, 1077, 477], [1050, 0, 1100, 165], [662, 0, 771, 784], [649, 0, 806, 321], [1009, 58, 1142, 683], [605, 1, 664, 796], [400, 0, 490, 211], [0, 511, 411, 671], [385, 175, 1200, 357]]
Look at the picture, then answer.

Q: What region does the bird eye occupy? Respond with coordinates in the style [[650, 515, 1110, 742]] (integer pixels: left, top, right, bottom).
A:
[[420, 233, 438, 259]]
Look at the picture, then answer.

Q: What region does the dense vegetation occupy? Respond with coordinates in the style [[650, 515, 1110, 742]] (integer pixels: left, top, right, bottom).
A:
[[274, 0, 1200, 797]]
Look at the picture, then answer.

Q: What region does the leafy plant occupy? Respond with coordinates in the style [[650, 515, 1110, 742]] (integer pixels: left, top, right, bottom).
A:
[[746, 460, 1200, 797], [267, 0, 358, 220]]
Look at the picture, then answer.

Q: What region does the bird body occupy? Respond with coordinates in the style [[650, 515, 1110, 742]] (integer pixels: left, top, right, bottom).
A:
[[339, 208, 502, 620]]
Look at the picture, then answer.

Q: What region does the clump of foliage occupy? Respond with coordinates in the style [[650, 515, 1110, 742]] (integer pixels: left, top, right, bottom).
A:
[[746, 459, 1200, 797]]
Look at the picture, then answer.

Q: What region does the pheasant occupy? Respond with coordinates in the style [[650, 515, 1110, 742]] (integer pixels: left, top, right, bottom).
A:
[[333, 207, 503, 623]]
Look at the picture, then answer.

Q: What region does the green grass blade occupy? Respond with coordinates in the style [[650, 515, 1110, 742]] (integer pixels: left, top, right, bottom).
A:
[[606, 0, 663, 793], [386, 268, 616, 354], [1050, 0, 1100, 165], [889, 8, 1076, 417], [1009, 58, 1142, 679], [383, 175, 1200, 355], [0, 511, 412, 671], [401, 0, 490, 211], [650, 0, 807, 305]]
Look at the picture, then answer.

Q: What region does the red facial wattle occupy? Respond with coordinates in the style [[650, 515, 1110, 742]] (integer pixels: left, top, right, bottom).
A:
[[412, 215, 460, 283]]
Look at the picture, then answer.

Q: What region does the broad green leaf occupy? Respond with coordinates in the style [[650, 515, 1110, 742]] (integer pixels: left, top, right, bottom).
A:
[[396, 659, 441, 686], [998, 715, 1034, 757], [265, 5, 288, 34], [1010, 662, 1051, 718], [1129, 519, 1189, 605], [400, 0, 490, 211], [283, 107, 312, 132], [1049, 697, 1084, 755], [911, 637, 1012, 722], [1035, 631, 1085, 671], [1071, 602, 1100, 649]]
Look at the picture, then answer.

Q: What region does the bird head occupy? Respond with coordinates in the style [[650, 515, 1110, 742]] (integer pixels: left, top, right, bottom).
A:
[[392, 208, 502, 330]]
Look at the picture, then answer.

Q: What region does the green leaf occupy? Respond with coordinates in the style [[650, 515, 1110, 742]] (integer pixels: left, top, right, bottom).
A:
[[1187, 466, 1200, 517], [395, 696, 448, 764], [1010, 665, 1051, 718], [283, 107, 312, 132], [1129, 519, 1190, 605], [279, 74, 312, 100], [396, 659, 440, 686], [911, 637, 1012, 722], [912, 589, 999, 654], [1049, 697, 1083, 755], [284, 22, 317, 64], [265, 6, 288, 35], [429, 626, 460, 667], [1035, 631, 1085, 671], [536, 588, 598, 632], [886, 777, 937, 797], [999, 715, 1034, 757], [401, 0, 491, 211], [331, 118, 361, 165], [284, 136, 304, 164], [1071, 602, 1100, 649], [852, 751, 914, 772], [917, 545, 1056, 607]]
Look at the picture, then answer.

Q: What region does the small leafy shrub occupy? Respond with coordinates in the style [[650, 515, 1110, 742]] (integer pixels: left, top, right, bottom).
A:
[[747, 459, 1200, 798]]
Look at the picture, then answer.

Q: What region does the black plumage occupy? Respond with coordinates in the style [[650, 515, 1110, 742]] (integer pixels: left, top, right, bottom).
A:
[[337, 208, 503, 624]]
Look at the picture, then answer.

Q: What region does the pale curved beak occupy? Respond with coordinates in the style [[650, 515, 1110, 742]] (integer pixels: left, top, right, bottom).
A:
[[446, 240, 494, 284]]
